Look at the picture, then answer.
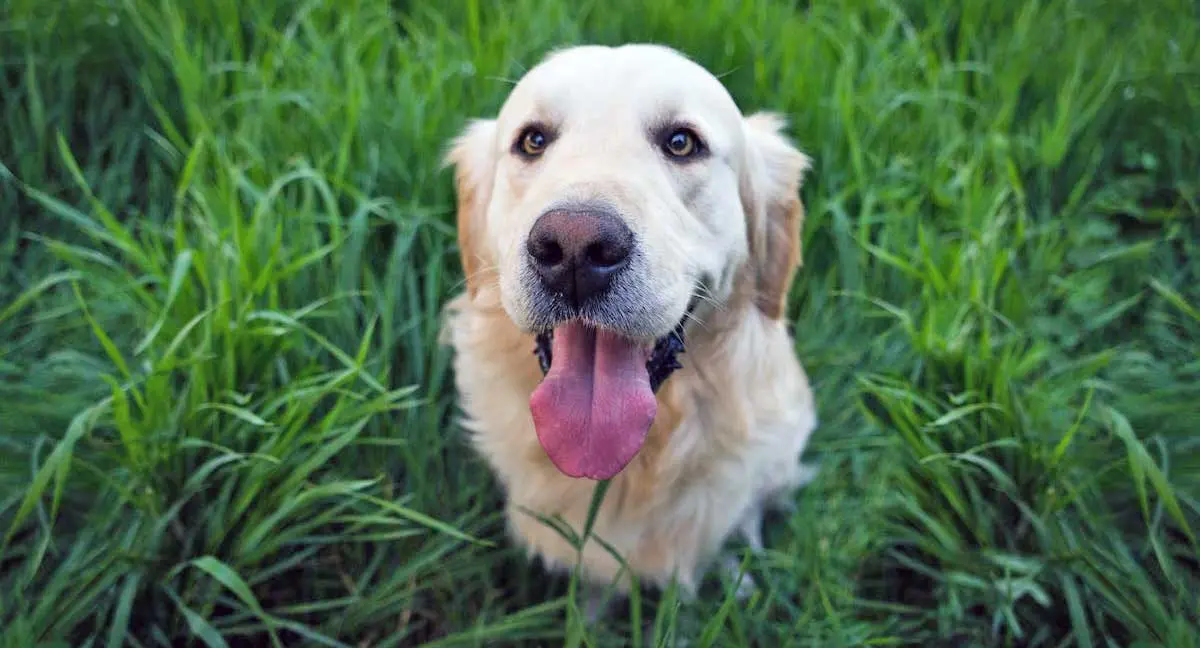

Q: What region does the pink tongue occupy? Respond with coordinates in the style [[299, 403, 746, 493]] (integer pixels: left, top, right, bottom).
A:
[[529, 321, 657, 480]]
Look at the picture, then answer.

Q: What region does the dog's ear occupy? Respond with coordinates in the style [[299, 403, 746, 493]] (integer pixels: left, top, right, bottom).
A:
[[738, 112, 812, 320], [443, 119, 499, 298]]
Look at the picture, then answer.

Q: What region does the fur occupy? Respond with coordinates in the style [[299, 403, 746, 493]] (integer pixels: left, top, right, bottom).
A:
[[440, 43, 819, 602]]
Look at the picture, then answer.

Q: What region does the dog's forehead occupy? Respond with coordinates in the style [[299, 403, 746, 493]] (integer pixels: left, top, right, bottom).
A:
[[498, 45, 743, 128]]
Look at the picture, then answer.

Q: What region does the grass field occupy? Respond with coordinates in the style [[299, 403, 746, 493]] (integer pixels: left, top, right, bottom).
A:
[[2, 0, 1199, 645]]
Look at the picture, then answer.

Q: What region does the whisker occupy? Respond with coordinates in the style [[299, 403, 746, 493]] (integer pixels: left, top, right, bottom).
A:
[[445, 262, 502, 294], [690, 290, 723, 308], [690, 280, 726, 312], [485, 75, 521, 86], [681, 308, 709, 332], [713, 65, 743, 81]]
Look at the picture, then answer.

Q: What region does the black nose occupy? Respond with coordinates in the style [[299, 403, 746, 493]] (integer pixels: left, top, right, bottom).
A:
[[526, 207, 634, 307]]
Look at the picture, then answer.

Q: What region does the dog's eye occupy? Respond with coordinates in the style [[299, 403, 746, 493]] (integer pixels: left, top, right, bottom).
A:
[[517, 127, 549, 158], [663, 128, 700, 159]]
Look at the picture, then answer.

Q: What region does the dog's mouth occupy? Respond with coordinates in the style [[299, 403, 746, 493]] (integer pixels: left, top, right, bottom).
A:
[[528, 305, 692, 481]]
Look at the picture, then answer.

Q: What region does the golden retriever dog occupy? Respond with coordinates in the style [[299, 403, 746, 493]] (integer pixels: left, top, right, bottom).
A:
[[440, 43, 818, 609]]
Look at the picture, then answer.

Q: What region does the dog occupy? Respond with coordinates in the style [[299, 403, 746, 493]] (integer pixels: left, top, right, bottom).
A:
[[440, 44, 819, 609]]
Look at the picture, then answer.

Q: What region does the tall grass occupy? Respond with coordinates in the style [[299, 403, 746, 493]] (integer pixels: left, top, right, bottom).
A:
[[2, 0, 1197, 645]]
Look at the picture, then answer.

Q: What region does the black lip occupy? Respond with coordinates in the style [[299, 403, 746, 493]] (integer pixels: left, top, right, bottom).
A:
[[532, 299, 696, 394]]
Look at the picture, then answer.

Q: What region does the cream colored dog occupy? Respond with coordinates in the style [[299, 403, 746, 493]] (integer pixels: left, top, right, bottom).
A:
[[441, 44, 818, 605]]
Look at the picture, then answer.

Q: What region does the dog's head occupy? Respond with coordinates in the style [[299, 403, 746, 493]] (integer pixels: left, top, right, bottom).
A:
[[445, 44, 810, 480]]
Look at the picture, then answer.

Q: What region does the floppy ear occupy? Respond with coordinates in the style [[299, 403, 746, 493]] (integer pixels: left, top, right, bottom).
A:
[[443, 119, 499, 298], [739, 112, 812, 320]]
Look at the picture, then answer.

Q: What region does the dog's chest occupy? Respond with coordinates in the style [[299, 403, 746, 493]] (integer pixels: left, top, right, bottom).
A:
[[498, 433, 762, 589]]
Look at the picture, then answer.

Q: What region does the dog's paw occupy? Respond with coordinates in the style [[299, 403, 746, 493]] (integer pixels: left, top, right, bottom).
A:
[[721, 555, 759, 601], [794, 461, 820, 487], [767, 461, 820, 514], [580, 583, 616, 624], [737, 507, 766, 553]]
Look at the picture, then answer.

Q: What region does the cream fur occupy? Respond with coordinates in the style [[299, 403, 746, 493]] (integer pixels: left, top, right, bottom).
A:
[[441, 43, 818, 601]]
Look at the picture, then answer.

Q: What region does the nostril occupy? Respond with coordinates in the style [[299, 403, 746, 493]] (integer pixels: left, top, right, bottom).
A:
[[527, 206, 635, 305], [585, 241, 628, 268], [528, 237, 564, 267], [540, 241, 564, 266]]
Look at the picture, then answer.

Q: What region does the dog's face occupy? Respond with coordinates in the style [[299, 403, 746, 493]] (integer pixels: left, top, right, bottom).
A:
[[447, 44, 810, 480]]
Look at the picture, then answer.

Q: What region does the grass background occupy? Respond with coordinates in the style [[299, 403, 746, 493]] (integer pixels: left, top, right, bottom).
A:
[[2, 0, 1198, 645]]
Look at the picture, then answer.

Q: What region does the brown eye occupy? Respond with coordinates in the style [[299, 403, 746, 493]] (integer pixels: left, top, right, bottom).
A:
[[664, 129, 699, 158], [519, 127, 548, 157]]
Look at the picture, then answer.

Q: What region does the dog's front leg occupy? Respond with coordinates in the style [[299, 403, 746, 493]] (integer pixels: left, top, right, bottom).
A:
[[581, 582, 615, 624], [767, 461, 820, 514]]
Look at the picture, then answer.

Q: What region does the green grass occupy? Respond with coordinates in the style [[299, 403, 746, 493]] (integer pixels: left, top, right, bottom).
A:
[[2, 0, 1198, 645]]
